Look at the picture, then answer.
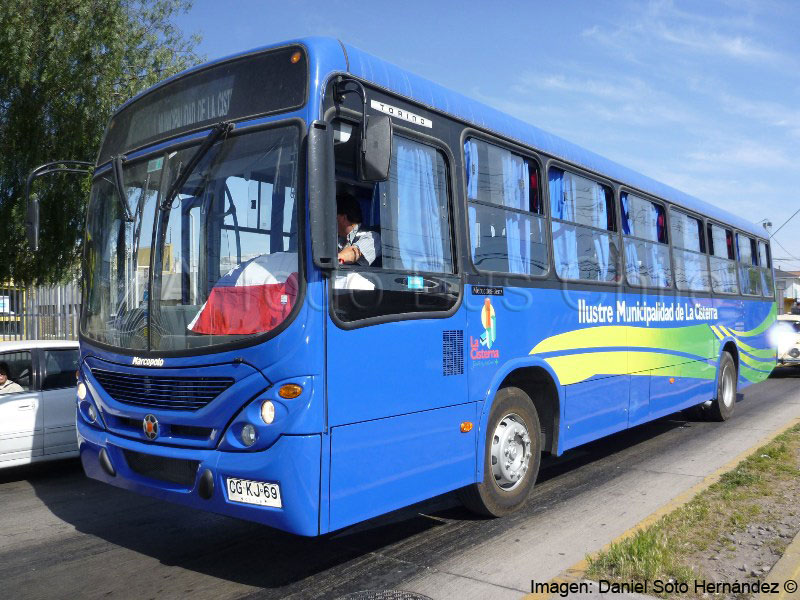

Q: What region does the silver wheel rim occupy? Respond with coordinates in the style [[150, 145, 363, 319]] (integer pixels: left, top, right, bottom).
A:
[[721, 363, 735, 408], [491, 413, 532, 491]]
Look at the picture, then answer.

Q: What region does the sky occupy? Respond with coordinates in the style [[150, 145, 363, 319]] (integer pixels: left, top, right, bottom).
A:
[[175, 0, 800, 269]]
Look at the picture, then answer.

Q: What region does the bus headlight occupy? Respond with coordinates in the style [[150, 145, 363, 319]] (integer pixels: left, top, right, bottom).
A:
[[241, 424, 258, 447], [77, 382, 87, 400], [260, 400, 275, 424]]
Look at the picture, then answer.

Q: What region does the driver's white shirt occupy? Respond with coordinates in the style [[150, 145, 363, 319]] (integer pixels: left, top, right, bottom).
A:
[[339, 224, 381, 266], [0, 379, 23, 395]]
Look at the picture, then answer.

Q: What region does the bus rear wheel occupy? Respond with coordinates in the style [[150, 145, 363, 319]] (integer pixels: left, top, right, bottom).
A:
[[707, 351, 737, 422], [459, 386, 542, 517]]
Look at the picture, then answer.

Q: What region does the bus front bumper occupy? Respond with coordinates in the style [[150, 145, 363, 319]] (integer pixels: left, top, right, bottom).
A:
[[77, 419, 322, 536]]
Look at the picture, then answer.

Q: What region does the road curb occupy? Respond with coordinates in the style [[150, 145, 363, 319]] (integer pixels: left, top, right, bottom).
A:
[[758, 529, 800, 600], [521, 416, 800, 600]]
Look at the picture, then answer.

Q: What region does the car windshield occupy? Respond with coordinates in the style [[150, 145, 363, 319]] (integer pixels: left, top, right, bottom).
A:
[[82, 126, 300, 352]]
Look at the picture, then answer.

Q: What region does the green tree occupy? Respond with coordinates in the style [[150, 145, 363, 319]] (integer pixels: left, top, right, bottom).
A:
[[0, 0, 202, 284]]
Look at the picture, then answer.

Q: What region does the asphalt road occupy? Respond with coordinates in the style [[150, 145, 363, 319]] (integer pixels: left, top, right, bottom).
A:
[[2, 369, 800, 600]]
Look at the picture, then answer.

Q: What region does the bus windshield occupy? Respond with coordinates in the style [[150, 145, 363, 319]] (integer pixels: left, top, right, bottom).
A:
[[82, 126, 300, 352]]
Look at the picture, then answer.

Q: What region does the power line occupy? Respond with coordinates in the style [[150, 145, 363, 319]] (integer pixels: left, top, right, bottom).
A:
[[769, 206, 800, 239], [771, 237, 800, 263]]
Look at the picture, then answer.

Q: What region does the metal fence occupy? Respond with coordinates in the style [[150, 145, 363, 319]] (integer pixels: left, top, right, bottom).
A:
[[0, 280, 81, 341]]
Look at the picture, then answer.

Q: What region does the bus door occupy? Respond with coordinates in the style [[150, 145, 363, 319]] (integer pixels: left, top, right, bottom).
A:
[[325, 128, 473, 531]]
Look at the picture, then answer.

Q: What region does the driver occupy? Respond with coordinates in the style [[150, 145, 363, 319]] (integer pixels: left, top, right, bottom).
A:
[[0, 362, 23, 395], [337, 192, 381, 266]]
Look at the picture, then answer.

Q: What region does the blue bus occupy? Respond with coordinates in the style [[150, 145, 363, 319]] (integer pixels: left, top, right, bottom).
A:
[[67, 38, 776, 536]]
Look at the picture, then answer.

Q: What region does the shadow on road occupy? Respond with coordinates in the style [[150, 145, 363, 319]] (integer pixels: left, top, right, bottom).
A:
[[768, 365, 800, 379]]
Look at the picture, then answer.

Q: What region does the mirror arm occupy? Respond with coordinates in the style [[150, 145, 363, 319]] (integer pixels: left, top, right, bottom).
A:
[[25, 161, 95, 251], [333, 76, 368, 159], [25, 160, 94, 207]]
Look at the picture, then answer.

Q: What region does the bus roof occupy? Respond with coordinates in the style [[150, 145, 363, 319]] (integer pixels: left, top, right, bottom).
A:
[[112, 36, 765, 238], [336, 40, 764, 239]]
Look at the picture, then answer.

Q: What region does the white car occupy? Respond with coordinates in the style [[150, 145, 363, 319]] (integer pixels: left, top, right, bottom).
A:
[[0, 340, 80, 468], [775, 315, 800, 365]]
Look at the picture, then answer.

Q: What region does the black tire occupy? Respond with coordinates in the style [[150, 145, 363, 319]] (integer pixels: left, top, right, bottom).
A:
[[707, 351, 737, 422], [459, 386, 542, 517]]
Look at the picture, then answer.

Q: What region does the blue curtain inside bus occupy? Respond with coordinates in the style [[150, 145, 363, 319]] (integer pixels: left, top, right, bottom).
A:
[[465, 139, 479, 201], [394, 138, 446, 272], [501, 152, 531, 274], [549, 168, 577, 279]]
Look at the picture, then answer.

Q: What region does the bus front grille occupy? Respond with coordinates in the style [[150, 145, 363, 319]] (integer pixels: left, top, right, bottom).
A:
[[123, 450, 199, 486], [91, 368, 234, 411]]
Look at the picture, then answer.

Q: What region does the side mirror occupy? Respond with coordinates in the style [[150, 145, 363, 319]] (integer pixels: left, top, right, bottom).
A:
[[308, 120, 337, 270], [25, 193, 40, 252], [23, 160, 93, 253], [359, 114, 392, 182]]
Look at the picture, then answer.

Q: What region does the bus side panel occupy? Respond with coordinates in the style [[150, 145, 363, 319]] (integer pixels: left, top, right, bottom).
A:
[[561, 375, 629, 451], [628, 373, 650, 426], [328, 402, 477, 532], [649, 363, 703, 420]]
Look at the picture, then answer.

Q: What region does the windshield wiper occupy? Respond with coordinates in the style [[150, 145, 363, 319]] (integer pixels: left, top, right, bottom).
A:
[[112, 155, 135, 222], [160, 121, 234, 211]]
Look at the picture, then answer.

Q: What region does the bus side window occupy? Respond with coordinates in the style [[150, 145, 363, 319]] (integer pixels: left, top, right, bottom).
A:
[[620, 192, 672, 288], [549, 168, 619, 282], [708, 223, 739, 294], [332, 130, 459, 323], [670, 208, 710, 292], [737, 233, 761, 296], [759, 240, 774, 298], [465, 138, 548, 276]]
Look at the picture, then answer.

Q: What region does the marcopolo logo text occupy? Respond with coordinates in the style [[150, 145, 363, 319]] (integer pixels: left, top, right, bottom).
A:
[[132, 357, 165, 367]]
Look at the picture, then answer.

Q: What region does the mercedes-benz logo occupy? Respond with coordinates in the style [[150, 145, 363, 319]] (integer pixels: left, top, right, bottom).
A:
[[143, 414, 159, 440]]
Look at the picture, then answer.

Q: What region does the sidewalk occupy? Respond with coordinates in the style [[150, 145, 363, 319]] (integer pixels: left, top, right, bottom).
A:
[[759, 529, 800, 600]]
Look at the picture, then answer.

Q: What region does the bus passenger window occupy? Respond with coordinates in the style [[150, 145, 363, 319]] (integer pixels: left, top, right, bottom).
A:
[[707, 223, 739, 294], [621, 193, 671, 288], [465, 138, 547, 275], [549, 168, 618, 282], [759, 241, 774, 298], [737, 233, 761, 296], [670, 208, 710, 292]]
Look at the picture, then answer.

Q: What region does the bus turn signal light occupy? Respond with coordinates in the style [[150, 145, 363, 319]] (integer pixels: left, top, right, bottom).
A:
[[278, 384, 303, 399], [290, 51, 302, 64], [460, 421, 473, 433]]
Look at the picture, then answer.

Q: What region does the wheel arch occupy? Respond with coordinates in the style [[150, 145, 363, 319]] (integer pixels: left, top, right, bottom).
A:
[[476, 357, 563, 482], [722, 340, 739, 372]]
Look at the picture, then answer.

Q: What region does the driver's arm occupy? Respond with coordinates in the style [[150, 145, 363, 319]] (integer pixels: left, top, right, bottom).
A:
[[338, 245, 361, 264]]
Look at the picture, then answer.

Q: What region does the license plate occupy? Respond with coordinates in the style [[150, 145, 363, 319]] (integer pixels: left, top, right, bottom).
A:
[[226, 477, 282, 508]]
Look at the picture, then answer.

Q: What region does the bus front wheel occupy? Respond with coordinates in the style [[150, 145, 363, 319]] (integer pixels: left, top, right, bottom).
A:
[[460, 386, 542, 517]]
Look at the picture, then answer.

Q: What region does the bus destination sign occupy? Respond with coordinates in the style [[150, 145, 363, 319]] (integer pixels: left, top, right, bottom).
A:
[[98, 45, 308, 164]]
